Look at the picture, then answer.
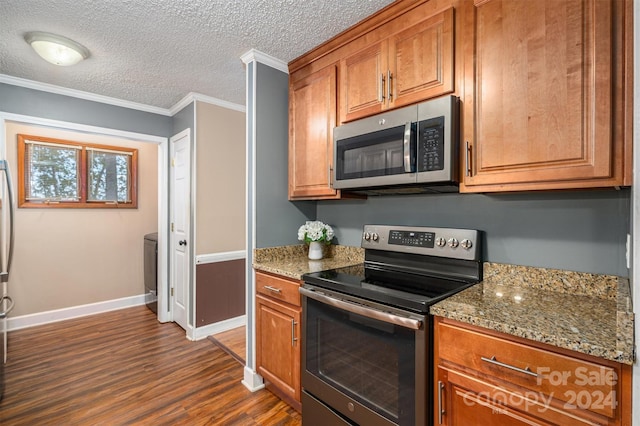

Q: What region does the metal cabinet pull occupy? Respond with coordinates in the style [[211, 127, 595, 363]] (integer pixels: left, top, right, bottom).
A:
[[379, 73, 385, 102], [481, 356, 538, 377], [291, 320, 298, 346], [465, 141, 472, 177], [438, 380, 445, 424], [387, 70, 392, 101], [263, 285, 281, 294]]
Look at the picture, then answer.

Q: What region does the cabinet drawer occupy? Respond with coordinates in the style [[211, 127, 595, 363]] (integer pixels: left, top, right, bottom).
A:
[[256, 272, 301, 307], [437, 320, 619, 419]]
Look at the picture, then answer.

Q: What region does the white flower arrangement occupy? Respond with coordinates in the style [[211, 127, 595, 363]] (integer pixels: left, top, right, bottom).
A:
[[297, 220, 335, 244]]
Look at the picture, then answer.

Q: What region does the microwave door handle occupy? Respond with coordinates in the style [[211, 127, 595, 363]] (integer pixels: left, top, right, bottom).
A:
[[403, 122, 413, 173]]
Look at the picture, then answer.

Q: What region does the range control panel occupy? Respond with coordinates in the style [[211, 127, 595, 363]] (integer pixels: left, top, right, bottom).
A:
[[388, 230, 435, 248], [362, 225, 481, 261]]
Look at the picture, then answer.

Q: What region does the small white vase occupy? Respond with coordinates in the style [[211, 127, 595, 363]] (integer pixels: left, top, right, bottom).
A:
[[308, 241, 323, 260]]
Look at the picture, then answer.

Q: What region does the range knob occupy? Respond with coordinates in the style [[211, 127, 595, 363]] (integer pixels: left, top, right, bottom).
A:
[[460, 239, 473, 250], [447, 238, 459, 248], [435, 237, 446, 247], [363, 232, 371, 241], [371, 233, 379, 242]]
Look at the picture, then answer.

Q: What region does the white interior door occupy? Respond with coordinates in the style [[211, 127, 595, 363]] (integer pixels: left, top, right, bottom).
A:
[[170, 130, 190, 330]]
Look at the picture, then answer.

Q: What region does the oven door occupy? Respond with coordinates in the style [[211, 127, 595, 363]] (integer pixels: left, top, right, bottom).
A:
[[300, 286, 429, 426]]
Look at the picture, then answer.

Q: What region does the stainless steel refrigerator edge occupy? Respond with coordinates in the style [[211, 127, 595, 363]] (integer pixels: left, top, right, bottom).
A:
[[0, 159, 15, 401]]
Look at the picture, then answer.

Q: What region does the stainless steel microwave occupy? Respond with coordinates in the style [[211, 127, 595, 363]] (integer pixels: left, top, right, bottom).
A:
[[332, 95, 459, 194]]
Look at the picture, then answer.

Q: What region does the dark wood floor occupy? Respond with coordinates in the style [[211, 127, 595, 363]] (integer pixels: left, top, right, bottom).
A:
[[0, 306, 301, 425], [209, 326, 246, 366]]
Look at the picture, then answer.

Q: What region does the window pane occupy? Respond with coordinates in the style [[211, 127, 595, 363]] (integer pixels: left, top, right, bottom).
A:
[[87, 151, 130, 202], [27, 144, 79, 201]]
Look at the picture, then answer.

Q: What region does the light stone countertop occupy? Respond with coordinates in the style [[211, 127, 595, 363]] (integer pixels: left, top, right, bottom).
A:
[[431, 263, 635, 365], [252, 247, 634, 365], [253, 244, 364, 280]]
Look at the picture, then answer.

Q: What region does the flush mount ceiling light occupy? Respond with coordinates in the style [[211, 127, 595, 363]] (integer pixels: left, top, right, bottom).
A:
[[24, 31, 90, 66]]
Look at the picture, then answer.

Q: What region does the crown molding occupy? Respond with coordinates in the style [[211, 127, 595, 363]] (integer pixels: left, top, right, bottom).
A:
[[0, 111, 167, 144], [0, 74, 172, 116], [240, 49, 289, 74], [0, 74, 246, 117], [170, 92, 246, 115]]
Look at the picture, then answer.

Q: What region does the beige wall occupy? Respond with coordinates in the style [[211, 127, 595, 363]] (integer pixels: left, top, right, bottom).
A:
[[195, 102, 246, 255], [5, 122, 158, 317]]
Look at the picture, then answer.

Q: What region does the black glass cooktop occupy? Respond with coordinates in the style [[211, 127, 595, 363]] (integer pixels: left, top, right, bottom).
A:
[[302, 263, 479, 313]]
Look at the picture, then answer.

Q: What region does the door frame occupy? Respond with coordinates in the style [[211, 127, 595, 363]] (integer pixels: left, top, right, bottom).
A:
[[0, 112, 170, 322], [156, 133, 170, 323]]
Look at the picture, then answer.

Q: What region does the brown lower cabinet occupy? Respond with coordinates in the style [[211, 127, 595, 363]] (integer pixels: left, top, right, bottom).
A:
[[255, 271, 302, 412], [434, 317, 632, 425]]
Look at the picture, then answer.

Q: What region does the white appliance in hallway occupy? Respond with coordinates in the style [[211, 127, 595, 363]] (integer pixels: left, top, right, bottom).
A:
[[0, 159, 15, 401]]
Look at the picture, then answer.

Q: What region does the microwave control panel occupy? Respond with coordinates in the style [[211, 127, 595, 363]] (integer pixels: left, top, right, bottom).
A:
[[417, 116, 445, 172]]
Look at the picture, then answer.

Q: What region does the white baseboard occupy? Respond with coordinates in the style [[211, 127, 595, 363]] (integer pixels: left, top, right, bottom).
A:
[[193, 315, 246, 341], [7, 294, 147, 331], [242, 365, 265, 392]]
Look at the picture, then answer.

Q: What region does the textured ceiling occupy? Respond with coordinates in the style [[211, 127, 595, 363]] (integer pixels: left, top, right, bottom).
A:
[[0, 0, 394, 110]]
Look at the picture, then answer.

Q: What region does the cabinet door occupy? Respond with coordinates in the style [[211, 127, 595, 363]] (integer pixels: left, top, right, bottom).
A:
[[434, 318, 630, 425], [289, 65, 340, 200], [256, 295, 301, 402], [436, 368, 551, 426], [461, 0, 618, 192], [340, 7, 455, 123], [388, 7, 454, 110], [340, 42, 388, 123]]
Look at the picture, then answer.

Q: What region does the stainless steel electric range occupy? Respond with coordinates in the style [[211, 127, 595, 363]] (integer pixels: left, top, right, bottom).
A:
[[300, 225, 483, 426]]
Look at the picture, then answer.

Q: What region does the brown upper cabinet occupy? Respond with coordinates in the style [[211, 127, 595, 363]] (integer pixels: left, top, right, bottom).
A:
[[288, 0, 459, 200], [340, 7, 455, 123], [460, 0, 633, 192], [288, 64, 340, 200], [287, 0, 632, 199]]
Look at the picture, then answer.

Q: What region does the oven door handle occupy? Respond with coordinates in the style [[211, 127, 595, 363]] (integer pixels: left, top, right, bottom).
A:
[[300, 287, 422, 330]]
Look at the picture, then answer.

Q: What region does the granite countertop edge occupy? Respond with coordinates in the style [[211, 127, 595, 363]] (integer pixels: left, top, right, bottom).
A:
[[252, 247, 634, 365], [431, 266, 635, 365], [252, 244, 365, 280], [430, 304, 633, 365]]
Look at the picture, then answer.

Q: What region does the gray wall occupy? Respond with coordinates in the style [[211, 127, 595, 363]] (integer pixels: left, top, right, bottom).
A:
[[255, 62, 315, 248], [172, 102, 194, 135], [246, 60, 315, 376], [0, 83, 172, 137], [245, 61, 631, 277], [317, 189, 630, 276]]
